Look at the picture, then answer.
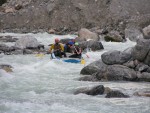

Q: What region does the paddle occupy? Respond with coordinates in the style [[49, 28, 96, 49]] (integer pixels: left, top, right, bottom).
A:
[[51, 53, 56, 59], [35, 53, 45, 58], [81, 57, 85, 64]]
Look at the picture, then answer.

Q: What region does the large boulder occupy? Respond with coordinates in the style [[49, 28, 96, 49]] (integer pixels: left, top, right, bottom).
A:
[[80, 60, 107, 75], [143, 25, 150, 39], [98, 62, 138, 81], [79, 40, 104, 51], [132, 38, 150, 63], [137, 72, 150, 82], [106, 65, 137, 81], [15, 36, 39, 49], [125, 28, 143, 41], [93, 65, 137, 81], [101, 50, 132, 65], [76, 28, 100, 41], [0, 44, 10, 52], [104, 31, 124, 42]]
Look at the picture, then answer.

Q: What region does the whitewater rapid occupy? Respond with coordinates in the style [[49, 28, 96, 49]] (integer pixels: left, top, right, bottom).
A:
[[0, 33, 149, 113]]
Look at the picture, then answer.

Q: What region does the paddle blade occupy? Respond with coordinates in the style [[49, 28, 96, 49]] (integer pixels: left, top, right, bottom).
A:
[[81, 59, 85, 64], [86, 54, 90, 58], [51, 53, 56, 59], [35, 54, 44, 57]]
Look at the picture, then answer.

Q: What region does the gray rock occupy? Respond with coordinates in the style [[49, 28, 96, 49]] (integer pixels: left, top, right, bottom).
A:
[[101, 50, 132, 65], [106, 65, 137, 81], [143, 25, 150, 39], [135, 63, 150, 72], [125, 28, 143, 41], [105, 91, 129, 98], [132, 38, 150, 62], [123, 47, 134, 56], [80, 60, 107, 75], [104, 31, 123, 42], [0, 44, 10, 52], [76, 28, 100, 41], [137, 72, 150, 82], [23, 49, 34, 54], [0, 64, 13, 72], [74, 85, 105, 96], [79, 40, 104, 51], [123, 60, 135, 69], [134, 91, 150, 97], [144, 50, 150, 66], [78, 75, 99, 82], [15, 36, 39, 49], [47, 3, 56, 15], [11, 50, 23, 55], [0, 36, 18, 42]]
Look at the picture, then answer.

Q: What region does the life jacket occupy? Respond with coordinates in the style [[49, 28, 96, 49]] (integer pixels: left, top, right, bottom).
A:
[[74, 47, 82, 55], [54, 43, 61, 50]]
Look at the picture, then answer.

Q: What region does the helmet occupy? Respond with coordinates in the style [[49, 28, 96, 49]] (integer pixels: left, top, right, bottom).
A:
[[55, 38, 59, 43], [75, 42, 79, 46], [72, 39, 75, 42]]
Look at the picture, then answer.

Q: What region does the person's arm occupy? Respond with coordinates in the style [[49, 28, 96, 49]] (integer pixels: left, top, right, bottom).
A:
[[78, 48, 82, 54], [60, 44, 64, 52], [49, 44, 54, 53]]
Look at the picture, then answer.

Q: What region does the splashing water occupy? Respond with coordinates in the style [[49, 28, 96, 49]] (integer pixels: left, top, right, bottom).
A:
[[0, 33, 149, 113]]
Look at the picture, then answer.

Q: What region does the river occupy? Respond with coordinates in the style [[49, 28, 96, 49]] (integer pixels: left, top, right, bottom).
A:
[[0, 33, 149, 113]]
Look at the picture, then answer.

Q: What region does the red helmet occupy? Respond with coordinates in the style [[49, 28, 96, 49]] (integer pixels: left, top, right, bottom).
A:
[[72, 39, 75, 42], [55, 38, 59, 43]]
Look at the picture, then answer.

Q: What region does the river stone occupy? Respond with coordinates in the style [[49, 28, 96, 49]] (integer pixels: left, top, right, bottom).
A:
[[134, 91, 150, 97], [79, 40, 104, 51], [104, 31, 123, 42], [143, 25, 150, 39], [101, 50, 132, 65], [106, 65, 137, 81], [74, 85, 105, 96], [80, 60, 107, 75], [144, 50, 150, 66], [137, 72, 150, 82], [0, 64, 13, 72], [135, 63, 150, 72], [77, 28, 100, 41], [125, 28, 143, 41], [132, 38, 150, 62], [105, 91, 129, 98], [15, 36, 39, 49]]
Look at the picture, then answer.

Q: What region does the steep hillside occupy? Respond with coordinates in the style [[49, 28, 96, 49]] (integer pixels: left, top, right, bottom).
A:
[[0, 0, 150, 33]]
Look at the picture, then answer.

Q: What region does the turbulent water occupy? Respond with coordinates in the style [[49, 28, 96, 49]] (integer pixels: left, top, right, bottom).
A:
[[0, 33, 150, 113]]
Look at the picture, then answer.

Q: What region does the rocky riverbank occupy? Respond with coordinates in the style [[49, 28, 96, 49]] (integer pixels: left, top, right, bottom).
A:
[[0, 0, 150, 34]]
